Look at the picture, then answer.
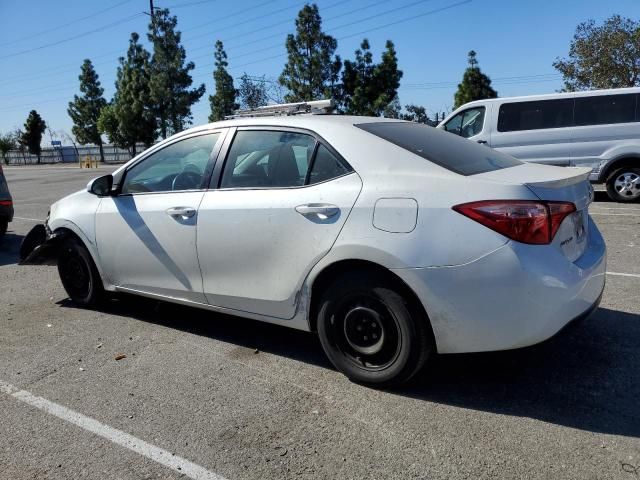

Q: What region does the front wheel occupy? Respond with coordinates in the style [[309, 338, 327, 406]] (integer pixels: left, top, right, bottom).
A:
[[57, 237, 104, 307], [606, 167, 640, 202], [317, 271, 433, 387]]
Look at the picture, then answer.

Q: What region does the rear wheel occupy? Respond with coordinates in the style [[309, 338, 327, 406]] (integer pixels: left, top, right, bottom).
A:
[[0, 218, 7, 238], [57, 237, 104, 307], [317, 271, 433, 387], [606, 167, 640, 203]]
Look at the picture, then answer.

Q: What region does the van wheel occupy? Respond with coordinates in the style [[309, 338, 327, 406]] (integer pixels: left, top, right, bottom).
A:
[[57, 238, 104, 307], [317, 271, 433, 387], [606, 167, 640, 202]]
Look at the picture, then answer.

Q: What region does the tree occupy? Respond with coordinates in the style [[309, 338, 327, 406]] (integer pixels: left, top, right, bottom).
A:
[[209, 41, 238, 121], [67, 59, 107, 161], [400, 104, 429, 123], [553, 15, 640, 91], [339, 39, 403, 116], [238, 73, 269, 110], [148, 8, 206, 138], [453, 51, 497, 108], [0, 133, 16, 165], [279, 4, 341, 102], [98, 32, 156, 156], [22, 110, 47, 163]]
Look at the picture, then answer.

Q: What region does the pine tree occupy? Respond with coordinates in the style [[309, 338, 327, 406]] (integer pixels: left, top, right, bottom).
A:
[[67, 59, 107, 161], [279, 4, 341, 102], [238, 74, 269, 110], [148, 8, 205, 138], [340, 39, 403, 116], [22, 110, 46, 163], [98, 32, 156, 156], [454, 51, 497, 108], [209, 41, 238, 121]]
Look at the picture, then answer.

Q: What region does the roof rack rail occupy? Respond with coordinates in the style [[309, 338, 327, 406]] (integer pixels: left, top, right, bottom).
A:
[[226, 99, 335, 119]]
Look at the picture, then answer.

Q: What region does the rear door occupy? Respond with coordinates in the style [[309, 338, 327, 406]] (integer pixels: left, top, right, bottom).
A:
[[490, 98, 575, 166], [197, 127, 362, 319]]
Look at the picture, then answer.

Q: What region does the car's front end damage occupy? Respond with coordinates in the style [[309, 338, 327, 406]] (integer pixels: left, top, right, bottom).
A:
[[19, 217, 68, 266]]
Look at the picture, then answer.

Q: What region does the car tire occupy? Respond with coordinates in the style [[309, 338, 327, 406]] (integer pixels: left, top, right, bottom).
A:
[[0, 218, 7, 238], [57, 237, 104, 307], [606, 167, 640, 203], [317, 271, 433, 387]]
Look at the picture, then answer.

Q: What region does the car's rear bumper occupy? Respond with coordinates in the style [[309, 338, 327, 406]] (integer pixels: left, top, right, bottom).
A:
[[392, 217, 606, 354], [0, 201, 13, 222]]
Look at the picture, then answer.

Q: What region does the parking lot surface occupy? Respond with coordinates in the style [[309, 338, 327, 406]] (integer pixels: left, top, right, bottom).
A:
[[1, 165, 639, 480]]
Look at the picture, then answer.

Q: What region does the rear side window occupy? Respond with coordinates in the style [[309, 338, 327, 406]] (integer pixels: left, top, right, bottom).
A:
[[308, 144, 350, 184], [498, 99, 574, 132], [574, 93, 637, 126], [356, 122, 521, 176]]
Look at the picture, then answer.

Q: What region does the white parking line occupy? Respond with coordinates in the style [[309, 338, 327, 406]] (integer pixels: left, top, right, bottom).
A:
[[13, 216, 43, 222], [590, 212, 640, 217], [606, 271, 640, 278], [0, 380, 228, 480]]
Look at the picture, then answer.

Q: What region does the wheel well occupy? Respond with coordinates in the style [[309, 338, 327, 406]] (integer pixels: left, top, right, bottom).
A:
[[602, 157, 640, 182], [308, 259, 434, 339]]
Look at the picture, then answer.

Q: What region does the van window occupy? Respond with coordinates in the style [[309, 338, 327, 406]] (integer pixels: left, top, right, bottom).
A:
[[574, 93, 637, 126], [356, 121, 521, 176], [444, 107, 485, 138], [498, 99, 574, 132]]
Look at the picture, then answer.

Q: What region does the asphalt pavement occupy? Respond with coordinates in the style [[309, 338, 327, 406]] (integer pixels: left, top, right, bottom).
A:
[[1, 164, 639, 480]]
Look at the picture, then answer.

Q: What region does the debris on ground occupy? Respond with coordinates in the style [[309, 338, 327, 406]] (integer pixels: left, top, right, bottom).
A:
[[114, 354, 127, 361]]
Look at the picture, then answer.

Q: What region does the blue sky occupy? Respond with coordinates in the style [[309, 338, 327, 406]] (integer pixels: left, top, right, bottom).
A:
[[0, 0, 637, 140]]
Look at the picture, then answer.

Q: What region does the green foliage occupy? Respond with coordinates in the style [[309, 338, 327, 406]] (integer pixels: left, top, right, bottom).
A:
[[238, 73, 269, 110], [67, 59, 107, 161], [98, 33, 156, 156], [148, 9, 206, 138], [400, 104, 429, 123], [453, 51, 497, 109], [553, 15, 640, 91], [209, 40, 238, 121], [0, 133, 16, 165], [279, 4, 341, 102], [22, 110, 47, 163], [340, 39, 403, 116]]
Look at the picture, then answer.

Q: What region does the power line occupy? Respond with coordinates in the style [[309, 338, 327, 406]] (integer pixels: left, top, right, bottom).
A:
[[0, 0, 133, 48]]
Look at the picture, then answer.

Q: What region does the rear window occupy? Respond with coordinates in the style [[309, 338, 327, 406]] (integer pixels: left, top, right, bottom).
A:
[[0, 174, 9, 197], [355, 122, 521, 176]]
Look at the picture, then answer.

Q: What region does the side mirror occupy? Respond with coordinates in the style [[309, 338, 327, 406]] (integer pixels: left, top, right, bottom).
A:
[[87, 174, 113, 196]]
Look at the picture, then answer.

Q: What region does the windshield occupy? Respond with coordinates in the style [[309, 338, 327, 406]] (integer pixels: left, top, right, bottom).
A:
[[356, 121, 521, 176]]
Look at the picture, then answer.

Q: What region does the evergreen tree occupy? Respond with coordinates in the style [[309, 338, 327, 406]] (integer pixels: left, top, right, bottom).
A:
[[22, 110, 46, 163], [209, 41, 238, 121], [340, 39, 403, 116], [238, 73, 269, 110], [279, 4, 341, 102], [0, 133, 16, 165], [148, 8, 205, 138], [67, 59, 107, 161], [454, 51, 497, 108], [98, 32, 156, 156], [553, 15, 640, 91]]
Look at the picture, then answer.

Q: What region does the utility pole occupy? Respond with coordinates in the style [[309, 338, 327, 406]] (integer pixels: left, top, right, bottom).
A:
[[144, 0, 157, 36]]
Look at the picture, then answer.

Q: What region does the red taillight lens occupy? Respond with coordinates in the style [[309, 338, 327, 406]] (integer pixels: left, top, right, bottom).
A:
[[453, 200, 576, 245], [0, 200, 11, 206]]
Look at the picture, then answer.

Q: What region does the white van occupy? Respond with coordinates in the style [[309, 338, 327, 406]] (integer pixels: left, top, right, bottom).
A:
[[437, 87, 640, 202]]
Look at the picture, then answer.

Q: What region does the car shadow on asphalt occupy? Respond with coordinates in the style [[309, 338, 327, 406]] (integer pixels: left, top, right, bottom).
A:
[[60, 296, 639, 438], [0, 231, 23, 266]]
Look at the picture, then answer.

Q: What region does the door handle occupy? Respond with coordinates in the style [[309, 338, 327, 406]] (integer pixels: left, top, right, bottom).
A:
[[295, 203, 340, 219], [166, 206, 196, 218], [477, 140, 488, 144]]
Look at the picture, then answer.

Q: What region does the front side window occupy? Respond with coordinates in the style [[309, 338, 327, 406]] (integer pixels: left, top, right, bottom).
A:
[[220, 130, 316, 188], [121, 133, 220, 194], [574, 93, 637, 126], [498, 99, 574, 132], [444, 107, 486, 138]]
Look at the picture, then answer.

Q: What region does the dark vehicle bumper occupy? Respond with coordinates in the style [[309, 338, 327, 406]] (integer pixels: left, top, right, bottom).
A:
[[19, 223, 67, 265], [0, 200, 13, 222]]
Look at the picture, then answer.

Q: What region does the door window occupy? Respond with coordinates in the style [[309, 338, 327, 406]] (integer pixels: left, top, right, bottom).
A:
[[121, 133, 220, 194], [443, 107, 485, 138], [220, 130, 316, 188], [308, 144, 351, 184]]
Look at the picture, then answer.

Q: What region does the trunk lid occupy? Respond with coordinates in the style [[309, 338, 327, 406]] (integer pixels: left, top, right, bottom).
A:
[[475, 163, 593, 262]]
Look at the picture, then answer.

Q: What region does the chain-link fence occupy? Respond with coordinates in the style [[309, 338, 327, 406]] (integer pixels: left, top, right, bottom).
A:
[[4, 144, 147, 165]]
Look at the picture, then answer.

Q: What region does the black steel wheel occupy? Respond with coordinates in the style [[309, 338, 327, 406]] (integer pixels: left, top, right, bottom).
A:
[[57, 237, 104, 307], [317, 271, 433, 387]]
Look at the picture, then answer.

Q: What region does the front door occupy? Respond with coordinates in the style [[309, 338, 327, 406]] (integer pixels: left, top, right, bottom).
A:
[[96, 131, 223, 303], [197, 128, 362, 319]]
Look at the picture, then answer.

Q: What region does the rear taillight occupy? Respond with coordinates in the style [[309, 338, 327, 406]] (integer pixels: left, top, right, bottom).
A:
[[0, 200, 11, 206], [453, 200, 576, 245]]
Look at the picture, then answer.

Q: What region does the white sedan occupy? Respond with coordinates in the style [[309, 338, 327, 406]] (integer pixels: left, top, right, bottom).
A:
[[21, 112, 606, 386]]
